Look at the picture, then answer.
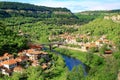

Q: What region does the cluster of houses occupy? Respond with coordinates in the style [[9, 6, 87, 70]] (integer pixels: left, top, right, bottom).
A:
[[104, 15, 120, 22], [81, 36, 114, 52], [0, 45, 50, 76], [49, 33, 115, 53]]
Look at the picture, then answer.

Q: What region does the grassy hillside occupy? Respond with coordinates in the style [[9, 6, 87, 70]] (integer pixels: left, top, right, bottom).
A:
[[78, 18, 120, 46]]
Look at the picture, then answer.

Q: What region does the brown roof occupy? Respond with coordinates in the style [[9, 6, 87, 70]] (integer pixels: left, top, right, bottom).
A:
[[41, 63, 47, 69], [85, 43, 97, 48], [15, 56, 28, 62], [28, 44, 43, 49], [2, 59, 17, 65], [96, 39, 103, 42], [26, 49, 48, 55], [0, 53, 13, 61], [32, 60, 39, 66], [105, 50, 112, 54], [14, 66, 24, 72]]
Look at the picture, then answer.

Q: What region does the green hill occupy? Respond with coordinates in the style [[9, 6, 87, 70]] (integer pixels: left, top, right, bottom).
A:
[[0, 2, 79, 25], [78, 18, 120, 46], [75, 10, 120, 24]]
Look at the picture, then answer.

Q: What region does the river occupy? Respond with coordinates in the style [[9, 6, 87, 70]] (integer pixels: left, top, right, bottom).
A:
[[43, 47, 87, 74], [51, 49, 87, 75]]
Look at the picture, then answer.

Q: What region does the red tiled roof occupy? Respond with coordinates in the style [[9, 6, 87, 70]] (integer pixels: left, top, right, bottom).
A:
[[2, 59, 17, 65], [15, 56, 28, 62], [0, 53, 13, 61], [26, 49, 48, 55]]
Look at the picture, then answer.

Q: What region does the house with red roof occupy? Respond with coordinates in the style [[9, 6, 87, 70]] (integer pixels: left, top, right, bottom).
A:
[[15, 56, 28, 64], [1, 59, 17, 69], [0, 53, 14, 63], [0, 49, 49, 76]]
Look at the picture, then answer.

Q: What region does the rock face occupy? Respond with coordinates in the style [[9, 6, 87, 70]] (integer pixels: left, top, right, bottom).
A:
[[0, 2, 75, 18], [104, 15, 120, 22], [0, 2, 79, 25]]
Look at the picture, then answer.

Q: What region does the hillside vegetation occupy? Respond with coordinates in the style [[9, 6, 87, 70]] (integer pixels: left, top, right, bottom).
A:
[[0, 21, 28, 55], [75, 9, 120, 24], [0, 2, 80, 25], [78, 18, 120, 48], [0, 1, 120, 80]]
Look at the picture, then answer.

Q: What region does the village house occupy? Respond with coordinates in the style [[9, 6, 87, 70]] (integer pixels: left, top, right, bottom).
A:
[[65, 36, 77, 44], [0, 53, 14, 63], [81, 42, 98, 51], [0, 53, 16, 76], [13, 66, 24, 73], [104, 50, 113, 54], [31, 60, 39, 67], [95, 39, 103, 47], [0, 48, 49, 76], [24, 49, 47, 60], [1, 59, 17, 69], [1, 59, 17, 76], [15, 56, 28, 64], [41, 63, 48, 70], [1, 68, 12, 76]]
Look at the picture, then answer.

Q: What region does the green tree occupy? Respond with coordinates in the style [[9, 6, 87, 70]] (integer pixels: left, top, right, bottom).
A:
[[0, 21, 28, 55], [67, 65, 85, 80], [99, 44, 107, 54], [26, 66, 43, 80]]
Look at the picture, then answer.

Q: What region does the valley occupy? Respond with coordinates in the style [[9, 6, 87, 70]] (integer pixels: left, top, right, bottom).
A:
[[0, 1, 120, 80]]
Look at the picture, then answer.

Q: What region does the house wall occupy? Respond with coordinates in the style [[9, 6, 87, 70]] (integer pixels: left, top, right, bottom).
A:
[[3, 63, 17, 69]]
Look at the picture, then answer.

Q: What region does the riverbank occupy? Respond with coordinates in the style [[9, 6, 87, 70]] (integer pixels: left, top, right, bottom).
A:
[[54, 46, 105, 68], [54, 47, 87, 64]]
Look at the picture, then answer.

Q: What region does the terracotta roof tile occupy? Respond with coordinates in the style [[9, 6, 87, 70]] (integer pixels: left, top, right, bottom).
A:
[[15, 56, 28, 62], [2, 59, 17, 65]]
